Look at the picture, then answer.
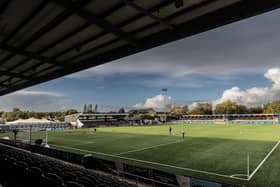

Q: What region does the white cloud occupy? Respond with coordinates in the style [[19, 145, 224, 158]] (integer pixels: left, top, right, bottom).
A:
[[214, 68, 280, 106], [10, 90, 63, 97], [133, 103, 143, 108], [265, 68, 280, 88], [133, 68, 280, 109], [133, 94, 172, 109], [0, 89, 65, 111], [189, 102, 199, 110]]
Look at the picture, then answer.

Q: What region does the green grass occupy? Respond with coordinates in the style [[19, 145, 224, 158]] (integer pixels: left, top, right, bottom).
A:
[[2, 124, 280, 186]]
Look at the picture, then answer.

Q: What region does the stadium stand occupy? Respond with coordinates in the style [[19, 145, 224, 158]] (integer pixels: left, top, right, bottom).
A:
[[65, 113, 129, 128], [0, 143, 135, 187], [1, 0, 280, 186], [0, 122, 70, 131], [180, 114, 280, 124], [80, 120, 128, 128]]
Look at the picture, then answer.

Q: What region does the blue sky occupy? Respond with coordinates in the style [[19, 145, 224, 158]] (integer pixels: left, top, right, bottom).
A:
[[2, 9, 280, 112]]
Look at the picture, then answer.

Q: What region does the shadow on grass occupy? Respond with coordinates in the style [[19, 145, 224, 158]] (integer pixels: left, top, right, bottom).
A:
[[1, 130, 279, 186], [43, 133, 280, 186], [53, 135, 276, 187]]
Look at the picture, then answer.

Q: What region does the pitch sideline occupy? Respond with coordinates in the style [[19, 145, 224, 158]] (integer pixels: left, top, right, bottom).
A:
[[49, 143, 248, 181], [248, 139, 280, 180]]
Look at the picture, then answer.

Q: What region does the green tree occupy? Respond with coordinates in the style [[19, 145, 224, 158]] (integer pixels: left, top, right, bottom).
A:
[[129, 108, 154, 114], [65, 109, 78, 115], [248, 106, 263, 114], [171, 105, 185, 115], [88, 104, 93, 113], [83, 104, 87, 113], [189, 103, 212, 115], [182, 105, 189, 114], [215, 100, 237, 114], [128, 108, 155, 118], [236, 104, 248, 114], [19, 111, 29, 119], [1, 108, 78, 122], [264, 101, 280, 113], [94, 104, 98, 113], [12, 108, 21, 112], [214, 101, 248, 114], [118, 108, 125, 113]]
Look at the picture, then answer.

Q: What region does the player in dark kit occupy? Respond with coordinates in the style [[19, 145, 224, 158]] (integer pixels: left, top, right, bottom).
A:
[[169, 127, 172, 135]]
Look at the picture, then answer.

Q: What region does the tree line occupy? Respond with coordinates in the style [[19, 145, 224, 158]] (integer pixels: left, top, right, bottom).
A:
[[128, 100, 280, 116], [2, 100, 280, 122], [173, 100, 280, 115], [1, 108, 78, 122]]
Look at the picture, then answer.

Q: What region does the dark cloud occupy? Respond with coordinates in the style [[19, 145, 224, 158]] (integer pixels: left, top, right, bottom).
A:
[[0, 90, 66, 111], [68, 8, 280, 81]]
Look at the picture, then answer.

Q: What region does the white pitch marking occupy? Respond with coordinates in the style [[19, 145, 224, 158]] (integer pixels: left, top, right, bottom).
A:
[[114, 140, 183, 156], [49, 144, 248, 181], [248, 139, 280, 180], [71, 141, 95, 146], [230, 174, 247, 178]]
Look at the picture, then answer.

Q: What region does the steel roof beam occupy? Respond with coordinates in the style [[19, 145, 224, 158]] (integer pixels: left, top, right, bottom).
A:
[[4, 2, 127, 71], [122, 0, 175, 30], [1, 1, 181, 86], [0, 0, 11, 15], [31, 1, 127, 58], [125, 0, 219, 38], [0, 1, 128, 84], [64, 0, 216, 63], [0, 0, 178, 86], [0, 0, 90, 66], [64, 38, 119, 63], [47, 0, 175, 60], [0, 43, 64, 67], [52, 0, 140, 46], [0, 70, 30, 80], [1, 0, 49, 44], [0, 0, 222, 86], [0, 83, 9, 88]]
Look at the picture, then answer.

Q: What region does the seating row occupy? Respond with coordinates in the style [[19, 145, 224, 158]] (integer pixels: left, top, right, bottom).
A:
[[0, 143, 135, 187]]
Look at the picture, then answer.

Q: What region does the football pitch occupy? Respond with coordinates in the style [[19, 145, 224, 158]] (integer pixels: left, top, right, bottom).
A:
[[2, 124, 280, 186]]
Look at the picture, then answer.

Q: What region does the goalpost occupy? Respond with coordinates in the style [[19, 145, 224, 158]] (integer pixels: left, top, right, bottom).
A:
[[18, 126, 49, 144], [247, 153, 250, 179]]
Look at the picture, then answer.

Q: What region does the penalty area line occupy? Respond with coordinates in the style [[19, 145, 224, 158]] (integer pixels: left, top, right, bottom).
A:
[[114, 140, 183, 156], [48, 143, 247, 181], [248, 139, 280, 180]]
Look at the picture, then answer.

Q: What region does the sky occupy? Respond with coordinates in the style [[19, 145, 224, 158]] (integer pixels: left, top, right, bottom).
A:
[[2, 8, 280, 112]]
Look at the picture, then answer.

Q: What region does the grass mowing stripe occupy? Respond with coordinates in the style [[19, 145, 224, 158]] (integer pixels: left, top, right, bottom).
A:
[[5, 124, 279, 186], [114, 140, 183, 156], [49, 143, 248, 181], [248, 139, 280, 180]]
